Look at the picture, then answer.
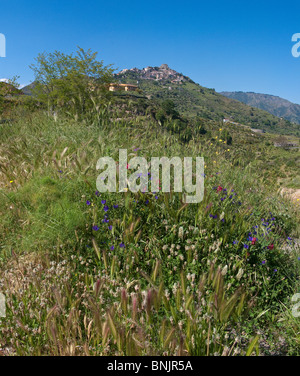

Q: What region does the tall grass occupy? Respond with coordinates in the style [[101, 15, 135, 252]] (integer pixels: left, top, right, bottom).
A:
[[0, 112, 299, 355]]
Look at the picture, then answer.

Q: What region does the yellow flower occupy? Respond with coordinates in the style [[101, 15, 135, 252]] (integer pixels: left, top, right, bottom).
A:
[[227, 149, 230, 152], [10, 181, 14, 183], [219, 128, 222, 131]]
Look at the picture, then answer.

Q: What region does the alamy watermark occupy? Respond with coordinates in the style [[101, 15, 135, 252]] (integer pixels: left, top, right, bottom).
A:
[[0, 293, 5, 318], [96, 150, 204, 204], [0, 33, 6, 57], [292, 33, 300, 58], [291, 293, 300, 318]]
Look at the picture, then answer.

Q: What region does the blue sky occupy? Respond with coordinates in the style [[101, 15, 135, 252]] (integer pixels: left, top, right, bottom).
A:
[[1, 0, 300, 103]]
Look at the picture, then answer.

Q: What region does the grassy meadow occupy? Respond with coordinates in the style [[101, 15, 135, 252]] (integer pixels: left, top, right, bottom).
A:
[[0, 97, 299, 356]]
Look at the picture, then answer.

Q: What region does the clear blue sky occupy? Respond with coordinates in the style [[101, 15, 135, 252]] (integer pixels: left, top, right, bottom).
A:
[[1, 0, 300, 103]]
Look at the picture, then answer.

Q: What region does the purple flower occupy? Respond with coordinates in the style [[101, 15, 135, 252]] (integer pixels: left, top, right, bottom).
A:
[[262, 260, 266, 265], [95, 191, 100, 197], [108, 225, 113, 231], [101, 200, 106, 205], [86, 200, 91, 206], [92, 226, 99, 231], [104, 206, 109, 212], [113, 205, 119, 209], [233, 240, 238, 245], [244, 244, 249, 249], [120, 243, 125, 248], [110, 246, 115, 251]]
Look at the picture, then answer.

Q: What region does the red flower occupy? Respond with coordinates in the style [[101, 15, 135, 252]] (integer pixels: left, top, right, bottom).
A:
[[267, 244, 274, 250], [217, 186, 223, 192], [251, 238, 257, 245]]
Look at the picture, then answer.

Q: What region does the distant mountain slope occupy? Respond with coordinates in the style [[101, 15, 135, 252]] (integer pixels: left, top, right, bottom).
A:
[[220, 91, 300, 125], [21, 82, 37, 96], [116, 65, 299, 136]]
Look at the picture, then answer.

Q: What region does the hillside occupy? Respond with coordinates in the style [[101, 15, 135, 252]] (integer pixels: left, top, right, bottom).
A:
[[116, 65, 300, 136], [21, 65, 300, 136], [221, 91, 300, 126]]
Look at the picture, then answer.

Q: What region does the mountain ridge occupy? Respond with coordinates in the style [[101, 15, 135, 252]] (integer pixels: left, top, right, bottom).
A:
[[220, 91, 300, 125]]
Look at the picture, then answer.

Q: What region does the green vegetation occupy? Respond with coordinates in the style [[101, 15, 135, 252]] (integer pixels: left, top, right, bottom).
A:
[[118, 69, 300, 136], [0, 50, 299, 356]]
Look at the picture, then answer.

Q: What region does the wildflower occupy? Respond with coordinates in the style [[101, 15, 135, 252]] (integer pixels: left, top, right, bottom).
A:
[[261, 260, 266, 265], [217, 186, 223, 192], [95, 191, 100, 197], [101, 200, 106, 205], [92, 226, 99, 231], [251, 238, 257, 245], [108, 225, 113, 231], [233, 240, 238, 245], [120, 243, 125, 248], [178, 227, 184, 239], [104, 206, 109, 212], [267, 244, 274, 250], [244, 244, 249, 249], [110, 246, 115, 251], [86, 200, 91, 206], [113, 204, 119, 209]]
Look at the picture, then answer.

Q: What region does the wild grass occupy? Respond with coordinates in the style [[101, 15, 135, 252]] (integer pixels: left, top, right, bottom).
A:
[[0, 111, 299, 356]]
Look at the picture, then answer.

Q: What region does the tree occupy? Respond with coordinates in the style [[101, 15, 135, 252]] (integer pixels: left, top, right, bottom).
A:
[[161, 99, 180, 119], [30, 47, 115, 121]]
